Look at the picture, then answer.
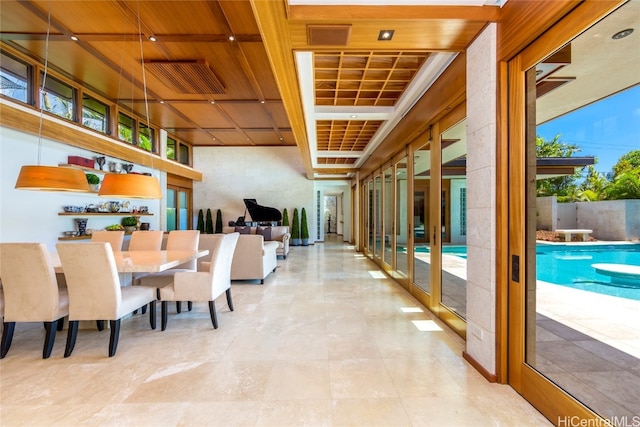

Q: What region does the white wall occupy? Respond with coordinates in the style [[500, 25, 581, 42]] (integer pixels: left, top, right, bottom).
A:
[[0, 126, 162, 251], [465, 23, 497, 375], [192, 146, 316, 240]]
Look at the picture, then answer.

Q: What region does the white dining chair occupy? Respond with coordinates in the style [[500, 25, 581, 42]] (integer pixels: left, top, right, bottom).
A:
[[0, 243, 69, 359], [137, 230, 200, 312], [128, 230, 164, 251], [56, 242, 157, 357], [158, 233, 239, 331], [91, 230, 124, 251]]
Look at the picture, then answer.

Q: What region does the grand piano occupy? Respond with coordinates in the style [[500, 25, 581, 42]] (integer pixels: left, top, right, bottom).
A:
[[231, 198, 282, 226]]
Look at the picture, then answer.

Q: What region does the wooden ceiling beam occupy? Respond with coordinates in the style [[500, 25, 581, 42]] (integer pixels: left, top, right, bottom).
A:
[[288, 5, 500, 21]]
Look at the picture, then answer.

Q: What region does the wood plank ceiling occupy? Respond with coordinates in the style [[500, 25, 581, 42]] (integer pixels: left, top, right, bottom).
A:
[[0, 0, 501, 180]]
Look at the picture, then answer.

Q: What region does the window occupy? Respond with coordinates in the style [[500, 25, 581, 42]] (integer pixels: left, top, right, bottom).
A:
[[179, 144, 190, 165], [167, 136, 176, 160], [0, 51, 30, 104], [118, 112, 134, 143], [40, 73, 75, 120], [138, 122, 154, 152], [82, 94, 109, 133]]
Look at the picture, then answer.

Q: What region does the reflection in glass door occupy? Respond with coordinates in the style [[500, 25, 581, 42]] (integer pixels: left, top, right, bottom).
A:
[[413, 144, 431, 294], [382, 167, 394, 267], [395, 157, 409, 281], [440, 121, 467, 319], [374, 175, 382, 260], [167, 185, 191, 231]]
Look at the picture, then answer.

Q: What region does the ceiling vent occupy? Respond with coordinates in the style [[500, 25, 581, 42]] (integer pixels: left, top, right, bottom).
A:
[[307, 25, 351, 46], [144, 60, 225, 94]]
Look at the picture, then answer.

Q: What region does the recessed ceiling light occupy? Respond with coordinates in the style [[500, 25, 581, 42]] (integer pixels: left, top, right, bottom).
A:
[[70, 35, 78, 41], [159, 100, 165, 104], [210, 100, 215, 104], [149, 35, 157, 42], [260, 100, 265, 104], [378, 30, 394, 41], [612, 28, 634, 40], [350, 114, 358, 118], [228, 35, 235, 42]]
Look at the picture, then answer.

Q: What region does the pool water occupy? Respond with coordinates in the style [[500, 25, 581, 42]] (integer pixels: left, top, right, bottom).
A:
[[413, 244, 640, 300], [536, 244, 640, 300]]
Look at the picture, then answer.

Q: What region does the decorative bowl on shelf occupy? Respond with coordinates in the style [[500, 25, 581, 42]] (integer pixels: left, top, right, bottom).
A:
[[63, 206, 84, 213]]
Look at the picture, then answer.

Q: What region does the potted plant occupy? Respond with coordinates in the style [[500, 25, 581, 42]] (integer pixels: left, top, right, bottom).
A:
[[205, 208, 213, 234], [300, 207, 309, 246], [196, 209, 205, 233], [215, 209, 223, 233], [291, 208, 301, 246], [282, 208, 289, 227], [121, 216, 138, 233], [86, 173, 100, 191]]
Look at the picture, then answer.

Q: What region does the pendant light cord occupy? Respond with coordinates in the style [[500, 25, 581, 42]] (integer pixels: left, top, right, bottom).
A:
[[136, 1, 154, 172]]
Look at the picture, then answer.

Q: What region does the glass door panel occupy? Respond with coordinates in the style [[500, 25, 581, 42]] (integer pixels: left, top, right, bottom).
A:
[[382, 166, 393, 267], [512, 2, 639, 420], [166, 188, 177, 231], [413, 144, 431, 294], [395, 157, 409, 280], [374, 175, 382, 260], [440, 120, 468, 319]]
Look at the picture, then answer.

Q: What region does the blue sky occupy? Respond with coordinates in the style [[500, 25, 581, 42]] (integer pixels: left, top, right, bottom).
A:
[[537, 84, 640, 175]]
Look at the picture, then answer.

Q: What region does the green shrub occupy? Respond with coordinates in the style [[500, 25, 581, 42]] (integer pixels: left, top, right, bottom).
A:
[[215, 209, 223, 233], [196, 209, 204, 232], [121, 216, 137, 226], [301, 207, 309, 240], [86, 173, 100, 185], [205, 209, 213, 234]]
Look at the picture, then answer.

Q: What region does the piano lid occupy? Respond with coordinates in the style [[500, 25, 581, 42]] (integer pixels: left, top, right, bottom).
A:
[[243, 198, 282, 222]]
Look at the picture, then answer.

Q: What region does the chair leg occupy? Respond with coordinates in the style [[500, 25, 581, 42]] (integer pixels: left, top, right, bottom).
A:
[[187, 301, 193, 311], [108, 319, 121, 357], [176, 301, 182, 313], [141, 305, 147, 315], [65, 321, 79, 357], [161, 301, 169, 331], [1, 322, 16, 359], [57, 318, 65, 331], [225, 288, 234, 311], [96, 320, 105, 331], [208, 301, 218, 329], [43, 321, 58, 359], [149, 301, 157, 330]]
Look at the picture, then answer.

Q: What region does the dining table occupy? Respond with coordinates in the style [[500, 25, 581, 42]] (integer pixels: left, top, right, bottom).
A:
[[51, 249, 209, 275]]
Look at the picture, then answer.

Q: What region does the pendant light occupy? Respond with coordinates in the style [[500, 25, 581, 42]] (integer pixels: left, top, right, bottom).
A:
[[98, 4, 161, 200], [14, 2, 90, 193]]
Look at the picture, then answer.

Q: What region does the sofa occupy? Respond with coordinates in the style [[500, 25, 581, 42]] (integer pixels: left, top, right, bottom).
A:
[[222, 226, 290, 259], [212, 231, 278, 284]]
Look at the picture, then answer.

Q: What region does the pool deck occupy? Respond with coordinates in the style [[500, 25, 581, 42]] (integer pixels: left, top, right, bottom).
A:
[[536, 280, 640, 359]]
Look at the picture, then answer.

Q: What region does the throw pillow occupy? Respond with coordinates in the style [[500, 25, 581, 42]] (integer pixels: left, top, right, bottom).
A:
[[256, 226, 272, 241], [234, 226, 250, 234]]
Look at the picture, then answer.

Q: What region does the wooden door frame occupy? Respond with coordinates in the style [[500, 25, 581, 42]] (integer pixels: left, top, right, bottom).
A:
[[504, 0, 625, 421]]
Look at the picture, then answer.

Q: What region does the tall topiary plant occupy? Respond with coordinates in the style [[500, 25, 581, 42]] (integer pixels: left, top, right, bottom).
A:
[[215, 209, 223, 233], [291, 208, 301, 246], [300, 207, 309, 246], [196, 209, 205, 232], [205, 208, 214, 234], [282, 208, 289, 227]]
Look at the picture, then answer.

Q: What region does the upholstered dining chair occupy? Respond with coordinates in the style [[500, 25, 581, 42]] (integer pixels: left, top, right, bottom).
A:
[[128, 231, 164, 309], [128, 230, 163, 251], [91, 230, 125, 251], [0, 243, 69, 359], [137, 230, 200, 312], [158, 232, 239, 331], [56, 242, 157, 357]]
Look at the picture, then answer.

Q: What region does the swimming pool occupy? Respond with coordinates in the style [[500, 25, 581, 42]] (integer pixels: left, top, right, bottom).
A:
[[414, 243, 640, 300], [536, 243, 640, 300]]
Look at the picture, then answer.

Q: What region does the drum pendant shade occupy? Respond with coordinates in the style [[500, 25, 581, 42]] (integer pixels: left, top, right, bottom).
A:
[[15, 165, 90, 192], [98, 173, 162, 199]]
